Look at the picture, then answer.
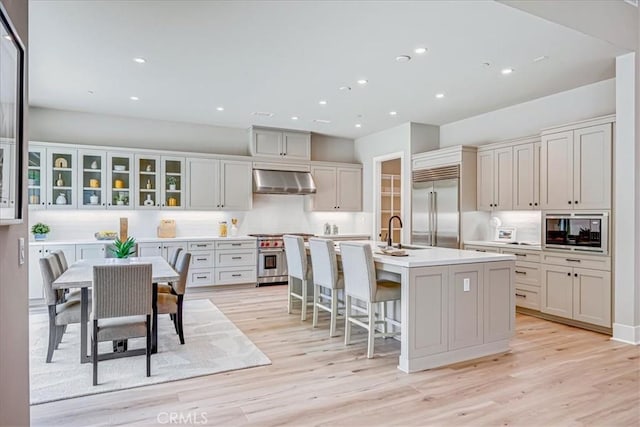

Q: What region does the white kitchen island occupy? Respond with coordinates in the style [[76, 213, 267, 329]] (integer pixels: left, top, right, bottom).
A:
[[344, 242, 516, 373]]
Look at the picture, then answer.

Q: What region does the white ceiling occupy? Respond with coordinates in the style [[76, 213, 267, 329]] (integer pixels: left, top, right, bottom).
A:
[[29, 0, 627, 140]]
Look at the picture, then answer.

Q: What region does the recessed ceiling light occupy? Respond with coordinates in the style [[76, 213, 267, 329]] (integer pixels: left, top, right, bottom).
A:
[[291, 116, 299, 120], [129, 96, 139, 101], [319, 100, 327, 105], [357, 79, 368, 85], [2, 35, 12, 41], [216, 106, 224, 111], [253, 111, 274, 117], [355, 123, 362, 128], [533, 55, 548, 63], [414, 47, 427, 54], [435, 93, 445, 99], [501, 68, 514, 75], [314, 119, 331, 124], [339, 86, 351, 91], [87, 90, 94, 95], [132, 57, 146, 64], [395, 55, 411, 63], [389, 111, 397, 116]]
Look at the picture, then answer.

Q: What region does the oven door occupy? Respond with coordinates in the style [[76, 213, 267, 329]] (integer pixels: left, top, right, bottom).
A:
[[258, 249, 287, 278], [544, 213, 608, 254]]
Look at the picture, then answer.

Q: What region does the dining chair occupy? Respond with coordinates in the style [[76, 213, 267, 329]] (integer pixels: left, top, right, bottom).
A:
[[283, 235, 314, 321], [158, 247, 183, 295], [91, 263, 153, 385], [340, 242, 401, 358], [308, 238, 344, 337], [157, 252, 191, 344], [39, 255, 83, 363]]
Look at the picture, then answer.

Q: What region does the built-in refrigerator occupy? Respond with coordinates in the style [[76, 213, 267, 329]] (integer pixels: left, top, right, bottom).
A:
[[411, 166, 460, 248]]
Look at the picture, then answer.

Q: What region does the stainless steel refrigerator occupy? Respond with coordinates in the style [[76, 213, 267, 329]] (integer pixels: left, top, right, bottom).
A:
[[411, 169, 460, 248]]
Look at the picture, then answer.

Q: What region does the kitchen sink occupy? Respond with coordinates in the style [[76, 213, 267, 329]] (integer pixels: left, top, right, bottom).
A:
[[394, 244, 431, 250]]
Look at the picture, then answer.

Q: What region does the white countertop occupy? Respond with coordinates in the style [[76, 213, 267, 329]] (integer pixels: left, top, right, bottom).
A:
[[464, 240, 542, 251], [30, 235, 256, 246], [337, 240, 515, 268]]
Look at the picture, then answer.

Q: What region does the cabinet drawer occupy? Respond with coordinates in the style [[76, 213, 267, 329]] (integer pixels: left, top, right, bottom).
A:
[[542, 252, 611, 271], [515, 285, 540, 311], [190, 251, 214, 268], [215, 240, 256, 250], [188, 269, 213, 287], [464, 245, 500, 253], [214, 267, 257, 285], [188, 241, 215, 250], [501, 249, 541, 263], [216, 249, 257, 267], [513, 262, 541, 287]]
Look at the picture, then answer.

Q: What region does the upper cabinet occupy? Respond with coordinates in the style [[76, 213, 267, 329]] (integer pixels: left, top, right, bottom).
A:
[[477, 147, 512, 211], [0, 140, 17, 212], [27, 145, 47, 209], [46, 146, 77, 209], [186, 158, 252, 210], [309, 165, 362, 211], [250, 127, 311, 161], [135, 154, 161, 209], [161, 156, 185, 209], [512, 142, 540, 210], [78, 149, 107, 209], [540, 122, 612, 210]]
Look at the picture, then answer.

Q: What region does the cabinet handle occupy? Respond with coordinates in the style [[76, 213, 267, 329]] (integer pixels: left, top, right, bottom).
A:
[[566, 258, 581, 263], [514, 253, 527, 257], [41, 202, 45, 205], [568, 201, 572, 204], [567, 272, 571, 276], [231, 243, 241, 246], [574, 201, 579, 205], [195, 244, 206, 247], [475, 249, 486, 252], [574, 273, 578, 277], [515, 270, 527, 275], [231, 273, 242, 277], [534, 203, 538, 206], [196, 275, 207, 279], [38, 249, 42, 253], [48, 202, 51, 205], [529, 203, 532, 206], [231, 256, 242, 260], [515, 293, 527, 298], [196, 258, 207, 261]]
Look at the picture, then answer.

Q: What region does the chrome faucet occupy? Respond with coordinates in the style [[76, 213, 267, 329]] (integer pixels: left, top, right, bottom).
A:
[[387, 215, 403, 248]]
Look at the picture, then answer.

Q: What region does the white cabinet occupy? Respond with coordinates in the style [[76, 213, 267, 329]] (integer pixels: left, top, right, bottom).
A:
[[135, 154, 161, 209], [137, 241, 188, 260], [29, 244, 77, 300], [46, 146, 78, 209], [540, 123, 612, 210], [477, 147, 512, 211], [512, 142, 540, 210], [76, 244, 106, 260], [250, 127, 311, 161], [186, 158, 252, 210], [77, 149, 107, 209], [161, 156, 185, 209], [212, 239, 257, 286], [0, 140, 16, 213], [309, 165, 362, 211], [27, 146, 47, 209], [137, 242, 164, 257], [107, 152, 134, 209]]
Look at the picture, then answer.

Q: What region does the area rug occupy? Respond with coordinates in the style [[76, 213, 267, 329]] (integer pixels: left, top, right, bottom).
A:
[[29, 299, 271, 404]]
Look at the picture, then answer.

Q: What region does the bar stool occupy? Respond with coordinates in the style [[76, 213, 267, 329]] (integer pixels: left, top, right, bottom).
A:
[[340, 242, 401, 358], [283, 235, 314, 321], [309, 238, 344, 337]]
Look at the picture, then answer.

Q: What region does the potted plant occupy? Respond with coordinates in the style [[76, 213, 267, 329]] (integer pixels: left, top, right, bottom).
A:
[[31, 223, 50, 241], [167, 176, 177, 191], [110, 236, 136, 258]]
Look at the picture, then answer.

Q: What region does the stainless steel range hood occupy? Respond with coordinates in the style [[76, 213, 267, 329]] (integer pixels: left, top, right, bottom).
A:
[[253, 169, 317, 194]]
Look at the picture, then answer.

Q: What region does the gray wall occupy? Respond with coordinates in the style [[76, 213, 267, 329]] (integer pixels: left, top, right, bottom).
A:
[[0, 0, 29, 425], [29, 107, 356, 162]]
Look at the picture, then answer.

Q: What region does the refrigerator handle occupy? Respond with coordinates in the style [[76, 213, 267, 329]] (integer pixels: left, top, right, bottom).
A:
[[433, 191, 438, 246], [428, 191, 434, 246]]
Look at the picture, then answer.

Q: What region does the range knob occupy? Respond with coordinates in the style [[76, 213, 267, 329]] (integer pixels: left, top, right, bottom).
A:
[[265, 242, 270, 247]]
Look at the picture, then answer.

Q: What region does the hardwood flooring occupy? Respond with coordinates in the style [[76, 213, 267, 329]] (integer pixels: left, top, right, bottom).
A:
[[30, 285, 640, 426]]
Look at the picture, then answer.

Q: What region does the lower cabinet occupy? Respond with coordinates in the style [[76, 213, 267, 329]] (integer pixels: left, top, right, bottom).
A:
[[29, 243, 78, 300]]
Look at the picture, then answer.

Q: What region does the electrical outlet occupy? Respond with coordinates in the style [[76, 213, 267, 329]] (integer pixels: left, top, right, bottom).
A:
[[463, 278, 470, 292], [19, 237, 25, 265]]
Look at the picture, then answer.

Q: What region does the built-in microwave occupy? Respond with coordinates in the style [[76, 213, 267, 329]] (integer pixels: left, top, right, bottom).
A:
[[543, 212, 609, 255]]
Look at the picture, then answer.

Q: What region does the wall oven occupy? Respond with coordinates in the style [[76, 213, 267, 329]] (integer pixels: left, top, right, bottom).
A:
[[543, 212, 609, 255]]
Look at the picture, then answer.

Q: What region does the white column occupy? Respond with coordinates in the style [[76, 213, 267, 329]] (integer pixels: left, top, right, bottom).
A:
[[613, 52, 640, 344]]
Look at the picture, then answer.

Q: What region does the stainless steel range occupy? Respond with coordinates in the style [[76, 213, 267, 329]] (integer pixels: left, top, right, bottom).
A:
[[249, 233, 314, 285]]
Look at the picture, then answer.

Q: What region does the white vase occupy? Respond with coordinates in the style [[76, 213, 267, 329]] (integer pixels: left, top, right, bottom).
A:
[[89, 193, 99, 205], [143, 194, 154, 206], [169, 184, 176, 191], [55, 193, 67, 205]]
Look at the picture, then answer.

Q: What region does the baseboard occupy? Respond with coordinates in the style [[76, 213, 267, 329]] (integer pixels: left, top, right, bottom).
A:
[[611, 323, 640, 345]]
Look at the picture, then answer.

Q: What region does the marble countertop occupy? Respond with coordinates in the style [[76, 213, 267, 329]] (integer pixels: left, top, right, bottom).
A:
[[464, 240, 542, 251], [30, 235, 256, 246]]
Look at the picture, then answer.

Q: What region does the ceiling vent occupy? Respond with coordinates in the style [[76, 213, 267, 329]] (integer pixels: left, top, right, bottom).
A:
[[253, 111, 274, 117]]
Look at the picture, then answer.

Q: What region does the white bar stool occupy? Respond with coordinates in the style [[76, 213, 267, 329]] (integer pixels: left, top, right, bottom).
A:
[[309, 238, 344, 337], [283, 235, 314, 321]]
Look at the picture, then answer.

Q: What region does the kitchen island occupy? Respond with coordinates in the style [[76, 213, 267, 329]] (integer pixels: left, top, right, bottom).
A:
[[343, 242, 516, 373]]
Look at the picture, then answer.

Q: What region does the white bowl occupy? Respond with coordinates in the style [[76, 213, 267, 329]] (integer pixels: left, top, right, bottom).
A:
[[114, 165, 126, 171]]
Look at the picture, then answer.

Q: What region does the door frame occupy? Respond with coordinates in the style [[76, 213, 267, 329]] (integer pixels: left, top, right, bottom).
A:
[[372, 151, 406, 244]]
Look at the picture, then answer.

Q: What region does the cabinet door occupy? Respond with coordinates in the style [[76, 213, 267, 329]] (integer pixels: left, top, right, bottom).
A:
[[310, 166, 337, 210], [572, 268, 611, 327], [163, 241, 188, 263], [138, 242, 163, 257], [186, 158, 219, 210], [533, 142, 541, 207], [75, 244, 106, 260], [48, 147, 77, 209], [541, 264, 573, 318], [28, 146, 47, 209], [336, 167, 362, 211], [448, 264, 483, 350], [253, 129, 282, 157], [220, 160, 252, 210], [0, 142, 15, 211], [573, 124, 611, 210], [77, 149, 107, 209], [136, 154, 161, 209], [282, 132, 310, 160], [46, 244, 77, 266], [476, 150, 494, 211], [28, 245, 44, 299], [493, 147, 513, 211], [107, 152, 134, 209], [161, 156, 185, 209], [484, 262, 514, 343], [512, 143, 536, 210], [540, 131, 573, 210]]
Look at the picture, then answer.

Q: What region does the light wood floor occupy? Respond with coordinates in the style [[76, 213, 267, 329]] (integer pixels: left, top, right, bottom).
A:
[[31, 285, 640, 426]]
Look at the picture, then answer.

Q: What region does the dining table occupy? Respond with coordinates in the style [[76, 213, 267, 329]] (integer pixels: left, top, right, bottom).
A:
[[53, 256, 180, 364]]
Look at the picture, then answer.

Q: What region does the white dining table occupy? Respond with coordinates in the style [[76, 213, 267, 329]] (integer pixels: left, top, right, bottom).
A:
[[53, 256, 180, 363]]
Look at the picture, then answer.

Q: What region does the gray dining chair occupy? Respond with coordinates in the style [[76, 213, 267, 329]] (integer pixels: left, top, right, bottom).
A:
[[40, 254, 83, 363], [158, 247, 183, 295], [157, 252, 191, 344], [91, 263, 153, 386], [309, 238, 344, 337], [283, 235, 314, 321]]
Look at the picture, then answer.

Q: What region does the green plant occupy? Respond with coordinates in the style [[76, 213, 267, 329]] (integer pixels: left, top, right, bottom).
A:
[[31, 223, 50, 235], [110, 237, 136, 258], [167, 176, 177, 186]]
